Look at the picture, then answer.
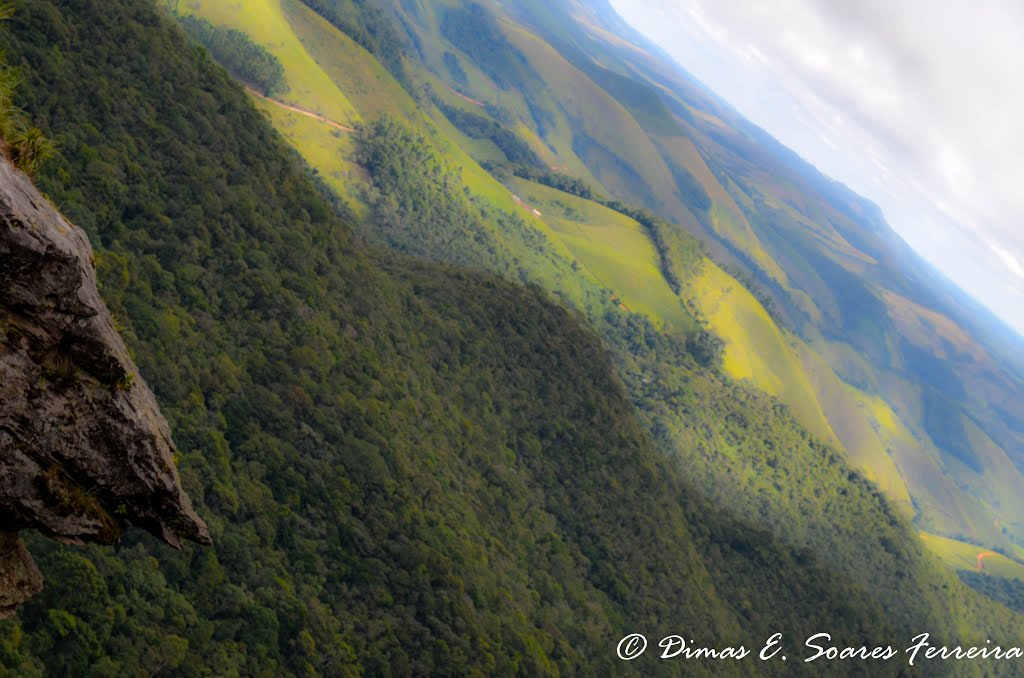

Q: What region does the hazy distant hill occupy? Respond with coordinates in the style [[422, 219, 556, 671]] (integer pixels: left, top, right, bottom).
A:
[[391, 0, 1024, 552]]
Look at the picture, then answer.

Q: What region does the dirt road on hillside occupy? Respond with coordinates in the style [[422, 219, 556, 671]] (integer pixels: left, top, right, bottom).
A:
[[246, 87, 357, 133], [976, 551, 999, 572]]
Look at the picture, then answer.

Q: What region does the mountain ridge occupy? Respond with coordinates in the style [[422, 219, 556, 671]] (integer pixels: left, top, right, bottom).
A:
[[410, 0, 1024, 551], [174, 0, 1024, 566]]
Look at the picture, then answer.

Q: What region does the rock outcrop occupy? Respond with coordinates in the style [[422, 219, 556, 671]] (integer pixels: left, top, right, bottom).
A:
[[0, 157, 210, 617]]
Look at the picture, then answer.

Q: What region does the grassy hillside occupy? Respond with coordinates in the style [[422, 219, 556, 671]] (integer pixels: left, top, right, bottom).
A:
[[185, 0, 361, 125], [506, 175, 697, 334], [678, 75, 1024, 546], [922, 533, 1024, 581], [686, 258, 836, 444]]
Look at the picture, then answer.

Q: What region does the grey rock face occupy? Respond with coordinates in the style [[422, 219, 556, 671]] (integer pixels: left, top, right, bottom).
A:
[[0, 531, 41, 619], [0, 157, 210, 616]]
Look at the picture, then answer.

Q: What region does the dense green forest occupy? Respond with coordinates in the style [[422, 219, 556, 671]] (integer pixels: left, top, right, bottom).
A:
[[510, 162, 599, 200], [433, 96, 544, 167], [1, 1, 1023, 676], [356, 115, 517, 272], [174, 14, 285, 96], [958, 571, 1024, 616], [440, 3, 530, 92]]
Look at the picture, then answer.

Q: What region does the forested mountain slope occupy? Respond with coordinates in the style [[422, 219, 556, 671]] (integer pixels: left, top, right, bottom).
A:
[[161, 0, 1024, 613], [235, 0, 1024, 555], [1, 0, 1023, 675], [5, 0, 1021, 675]]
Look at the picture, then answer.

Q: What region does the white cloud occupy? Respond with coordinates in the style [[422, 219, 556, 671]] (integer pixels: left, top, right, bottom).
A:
[[990, 240, 1024, 279], [610, 0, 1024, 336]]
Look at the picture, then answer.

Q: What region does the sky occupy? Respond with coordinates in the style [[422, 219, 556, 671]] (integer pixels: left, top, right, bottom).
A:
[[609, 0, 1024, 338]]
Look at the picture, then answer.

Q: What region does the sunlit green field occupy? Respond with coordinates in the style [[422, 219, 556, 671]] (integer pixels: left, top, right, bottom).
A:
[[508, 177, 695, 334], [688, 259, 837, 444]]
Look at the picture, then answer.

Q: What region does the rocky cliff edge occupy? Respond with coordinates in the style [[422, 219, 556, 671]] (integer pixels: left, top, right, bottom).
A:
[[0, 157, 210, 617]]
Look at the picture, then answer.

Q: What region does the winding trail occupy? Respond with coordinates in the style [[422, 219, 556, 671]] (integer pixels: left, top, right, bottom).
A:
[[246, 87, 357, 133], [976, 551, 999, 572], [447, 85, 486, 108]]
